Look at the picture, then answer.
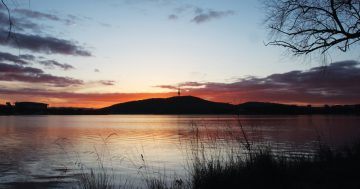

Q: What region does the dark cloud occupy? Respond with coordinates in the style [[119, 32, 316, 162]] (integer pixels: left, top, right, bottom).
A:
[[1, 7, 89, 56], [124, 0, 177, 6], [194, 8, 204, 14], [14, 9, 78, 26], [192, 10, 235, 24], [0, 62, 83, 87], [0, 30, 91, 56], [0, 10, 9, 26], [174, 5, 194, 14], [155, 85, 178, 90], [156, 61, 360, 104], [14, 9, 60, 21], [0, 51, 76, 71], [99, 22, 112, 27], [180, 81, 205, 87], [168, 14, 178, 20], [39, 60, 75, 70], [155, 82, 206, 90], [170, 5, 235, 24], [19, 54, 36, 61], [0, 62, 42, 73], [98, 80, 116, 86], [0, 10, 43, 33], [0, 51, 30, 65]]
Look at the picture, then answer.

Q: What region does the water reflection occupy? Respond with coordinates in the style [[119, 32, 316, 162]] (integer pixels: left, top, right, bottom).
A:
[[0, 115, 359, 188]]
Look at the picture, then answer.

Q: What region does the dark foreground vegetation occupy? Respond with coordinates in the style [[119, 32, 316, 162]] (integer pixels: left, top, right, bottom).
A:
[[70, 121, 360, 189], [73, 140, 360, 189], [1, 96, 360, 115], [188, 143, 360, 189]]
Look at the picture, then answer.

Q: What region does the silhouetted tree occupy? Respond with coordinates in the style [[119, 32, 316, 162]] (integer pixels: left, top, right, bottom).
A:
[[264, 0, 360, 56]]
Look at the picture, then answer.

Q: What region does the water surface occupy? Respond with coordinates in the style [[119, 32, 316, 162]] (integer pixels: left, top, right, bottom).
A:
[[0, 115, 359, 188]]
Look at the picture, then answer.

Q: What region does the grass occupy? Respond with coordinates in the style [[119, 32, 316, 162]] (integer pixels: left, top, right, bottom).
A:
[[55, 134, 120, 189], [77, 167, 114, 189], [190, 143, 360, 189], [186, 119, 360, 189], [58, 121, 360, 189]]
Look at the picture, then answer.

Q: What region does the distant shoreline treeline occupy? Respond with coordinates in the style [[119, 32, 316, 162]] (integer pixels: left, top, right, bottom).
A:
[[1, 96, 359, 115]]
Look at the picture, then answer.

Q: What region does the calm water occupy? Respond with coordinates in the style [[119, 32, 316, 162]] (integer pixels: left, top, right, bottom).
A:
[[0, 115, 359, 188]]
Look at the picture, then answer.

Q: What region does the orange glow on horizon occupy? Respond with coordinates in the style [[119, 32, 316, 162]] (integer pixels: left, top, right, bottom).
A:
[[40, 92, 178, 108], [2, 89, 355, 109]]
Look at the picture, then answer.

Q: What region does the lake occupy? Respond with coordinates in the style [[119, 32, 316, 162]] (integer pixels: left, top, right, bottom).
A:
[[0, 115, 359, 188]]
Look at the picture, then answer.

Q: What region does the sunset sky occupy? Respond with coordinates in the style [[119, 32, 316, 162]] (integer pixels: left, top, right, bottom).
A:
[[0, 0, 360, 108]]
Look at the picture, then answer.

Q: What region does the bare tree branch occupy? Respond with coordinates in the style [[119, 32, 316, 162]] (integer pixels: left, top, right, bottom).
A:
[[1, 0, 12, 39], [264, 0, 360, 56]]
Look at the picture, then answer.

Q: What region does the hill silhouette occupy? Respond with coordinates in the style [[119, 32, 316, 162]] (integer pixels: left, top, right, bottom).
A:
[[101, 96, 235, 114], [237, 102, 302, 115], [1, 96, 359, 115], [100, 96, 359, 115]]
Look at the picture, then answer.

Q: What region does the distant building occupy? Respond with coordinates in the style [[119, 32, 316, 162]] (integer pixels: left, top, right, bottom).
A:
[[15, 102, 48, 113], [0, 102, 14, 115]]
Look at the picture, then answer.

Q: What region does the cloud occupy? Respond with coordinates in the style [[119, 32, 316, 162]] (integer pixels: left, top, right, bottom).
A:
[[14, 9, 60, 21], [194, 7, 204, 14], [39, 60, 75, 70], [155, 85, 178, 90], [179, 81, 205, 87], [169, 5, 235, 24], [19, 54, 36, 61], [2, 61, 359, 108], [155, 82, 205, 90], [156, 61, 360, 105], [1, 7, 89, 56], [174, 5, 194, 14], [94, 68, 100, 73], [168, 14, 178, 20], [0, 51, 76, 71], [192, 10, 235, 24], [13, 8, 78, 26], [0, 62, 83, 87], [0, 51, 30, 65], [0, 62, 42, 73], [0, 10, 9, 26], [0, 10, 44, 33], [0, 30, 92, 56], [98, 80, 116, 86]]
